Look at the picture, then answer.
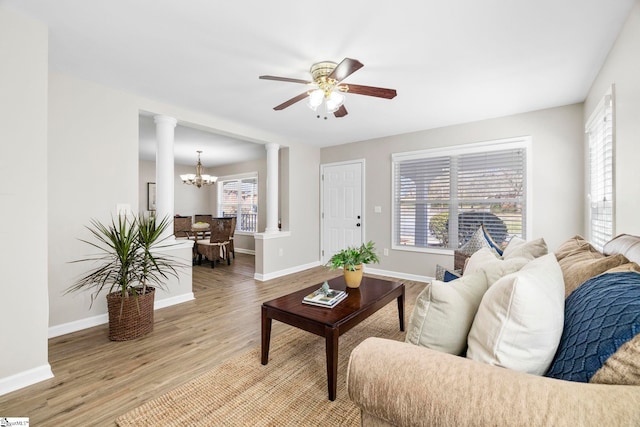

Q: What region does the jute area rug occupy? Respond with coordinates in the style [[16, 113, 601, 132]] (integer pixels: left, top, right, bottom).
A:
[[116, 300, 410, 427]]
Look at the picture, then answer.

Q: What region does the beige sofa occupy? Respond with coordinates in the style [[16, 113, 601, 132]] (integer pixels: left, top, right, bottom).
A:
[[347, 235, 640, 426]]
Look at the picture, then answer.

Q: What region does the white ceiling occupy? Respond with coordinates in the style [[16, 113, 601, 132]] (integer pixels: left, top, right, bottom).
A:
[[138, 114, 266, 166], [5, 0, 635, 165]]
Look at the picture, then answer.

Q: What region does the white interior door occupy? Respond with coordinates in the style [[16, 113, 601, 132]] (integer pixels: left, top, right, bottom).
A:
[[321, 161, 363, 264]]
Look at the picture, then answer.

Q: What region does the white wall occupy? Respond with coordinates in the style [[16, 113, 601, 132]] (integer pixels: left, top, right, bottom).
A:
[[585, 0, 640, 237], [47, 72, 202, 335], [321, 104, 585, 279], [174, 163, 214, 218], [256, 142, 321, 278], [0, 6, 52, 394], [47, 72, 142, 327], [138, 159, 213, 217]]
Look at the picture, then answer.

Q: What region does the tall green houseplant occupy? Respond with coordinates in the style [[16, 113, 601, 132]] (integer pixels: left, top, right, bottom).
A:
[[67, 214, 181, 340]]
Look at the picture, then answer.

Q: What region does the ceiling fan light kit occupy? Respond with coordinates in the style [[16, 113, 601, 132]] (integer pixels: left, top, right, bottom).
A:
[[259, 57, 397, 119], [325, 91, 345, 113], [307, 89, 325, 110], [180, 150, 216, 188]]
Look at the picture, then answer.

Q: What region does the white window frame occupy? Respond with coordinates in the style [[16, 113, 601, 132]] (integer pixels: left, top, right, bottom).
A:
[[391, 136, 532, 254], [217, 172, 259, 235], [585, 87, 615, 250]]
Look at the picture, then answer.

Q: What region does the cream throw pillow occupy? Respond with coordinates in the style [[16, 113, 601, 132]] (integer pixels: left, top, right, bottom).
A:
[[502, 236, 548, 260], [466, 253, 565, 375], [464, 247, 529, 285], [406, 272, 488, 355]]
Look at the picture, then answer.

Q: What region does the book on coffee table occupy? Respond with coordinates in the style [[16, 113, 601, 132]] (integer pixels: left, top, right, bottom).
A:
[[302, 288, 347, 308]]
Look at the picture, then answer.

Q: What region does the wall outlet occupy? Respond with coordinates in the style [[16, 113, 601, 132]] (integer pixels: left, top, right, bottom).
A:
[[374, 205, 382, 213], [383, 248, 389, 256], [278, 248, 284, 256]]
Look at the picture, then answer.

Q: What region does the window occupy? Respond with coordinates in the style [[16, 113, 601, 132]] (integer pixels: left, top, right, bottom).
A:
[[586, 88, 614, 250], [218, 174, 258, 233], [392, 138, 529, 251]]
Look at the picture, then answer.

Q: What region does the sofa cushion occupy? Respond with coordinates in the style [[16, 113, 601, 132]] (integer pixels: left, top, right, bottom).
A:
[[545, 271, 640, 384], [555, 235, 593, 261], [603, 234, 640, 263], [466, 253, 565, 375], [591, 333, 640, 385], [463, 247, 529, 285], [502, 236, 548, 261], [555, 236, 629, 297], [463, 247, 500, 275], [406, 272, 488, 355], [605, 262, 640, 274]]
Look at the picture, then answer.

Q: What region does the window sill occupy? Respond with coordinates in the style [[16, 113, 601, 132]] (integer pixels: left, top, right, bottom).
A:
[[391, 245, 454, 256]]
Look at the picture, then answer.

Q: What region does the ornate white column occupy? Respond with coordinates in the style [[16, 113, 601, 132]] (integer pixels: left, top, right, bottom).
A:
[[265, 142, 280, 233], [154, 115, 177, 240]]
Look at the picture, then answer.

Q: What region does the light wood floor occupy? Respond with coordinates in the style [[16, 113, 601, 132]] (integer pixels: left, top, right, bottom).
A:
[[0, 254, 425, 426]]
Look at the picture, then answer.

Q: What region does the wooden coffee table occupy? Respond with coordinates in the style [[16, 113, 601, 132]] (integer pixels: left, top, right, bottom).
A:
[[261, 276, 404, 401]]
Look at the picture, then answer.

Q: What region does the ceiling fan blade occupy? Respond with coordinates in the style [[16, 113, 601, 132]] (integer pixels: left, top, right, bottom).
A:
[[333, 105, 348, 118], [344, 84, 397, 99], [328, 58, 364, 83], [274, 92, 309, 110], [259, 75, 311, 85]]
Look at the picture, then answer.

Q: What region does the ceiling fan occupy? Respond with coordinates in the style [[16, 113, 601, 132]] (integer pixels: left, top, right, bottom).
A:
[[259, 58, 397, 119]]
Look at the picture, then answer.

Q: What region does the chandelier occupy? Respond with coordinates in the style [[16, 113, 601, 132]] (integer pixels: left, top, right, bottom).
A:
[[180, 150, 216, 188]]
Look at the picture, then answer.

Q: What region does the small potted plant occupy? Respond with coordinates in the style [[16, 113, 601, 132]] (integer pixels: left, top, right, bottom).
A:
[[327, 241, 380, 288], [66, 213, 181, 341]]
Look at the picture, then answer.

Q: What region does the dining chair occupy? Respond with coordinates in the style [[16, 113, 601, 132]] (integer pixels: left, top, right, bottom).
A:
[[228, 216, 237, 259], [173, 216, 193, 239], [196, 218, 232, 268]]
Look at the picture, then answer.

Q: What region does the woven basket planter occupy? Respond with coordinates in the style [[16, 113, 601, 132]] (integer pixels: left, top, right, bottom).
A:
[[106, 288, 155, 341]]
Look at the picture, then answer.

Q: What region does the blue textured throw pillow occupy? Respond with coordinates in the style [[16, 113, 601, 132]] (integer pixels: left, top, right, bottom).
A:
[[435, 264, 462, 282], [443, 269, 462, 282], [545, 272, 640, 382]]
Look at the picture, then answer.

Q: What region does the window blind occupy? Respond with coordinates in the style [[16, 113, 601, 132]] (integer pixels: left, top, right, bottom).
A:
[[392, 139, 528, 251], [586, 91, 614, 250]]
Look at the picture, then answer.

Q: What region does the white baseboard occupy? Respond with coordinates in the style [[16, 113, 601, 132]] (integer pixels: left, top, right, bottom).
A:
[[235, 248, 255, 255], [364, 267, 431, 283], [155, 292, 195, 310], [48, 292, 195, 339], [48, 313, 108, 338], [254, 261, 322, 281], [254, 263, 432, 284], [0, 364, 53, 396]]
